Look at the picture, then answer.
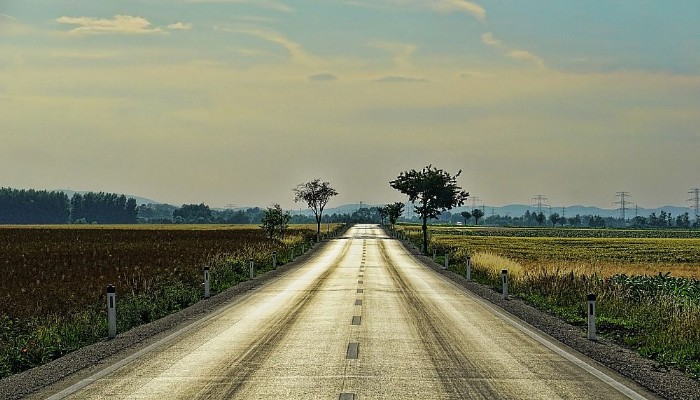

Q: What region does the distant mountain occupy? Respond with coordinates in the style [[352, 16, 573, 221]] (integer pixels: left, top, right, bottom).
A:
[[54, 189, 160, 206]]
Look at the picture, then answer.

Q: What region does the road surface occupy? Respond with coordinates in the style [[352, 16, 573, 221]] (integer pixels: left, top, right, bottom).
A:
[[39, 224, 657, 399]]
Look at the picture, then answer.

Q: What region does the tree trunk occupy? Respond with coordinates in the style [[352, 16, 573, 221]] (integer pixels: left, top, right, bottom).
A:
[[422, 216, 428, 254]]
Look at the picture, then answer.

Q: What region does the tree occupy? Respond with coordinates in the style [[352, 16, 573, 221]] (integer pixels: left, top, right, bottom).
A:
[[460, 211, 471, 225], [377, 206, 389, 225], [471, 208, 484, 225], [293, 179, 338, 238], [535, 212, 546, 226], [173, 203, 212, 223], [390, 165, 469, 254], [386, 202, 405, 228], [260, 204, 291, 239], [549, 212, 560, 227]]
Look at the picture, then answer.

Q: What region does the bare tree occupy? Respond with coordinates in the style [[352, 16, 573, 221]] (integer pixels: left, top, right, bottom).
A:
[[293, 179, 338, 239]]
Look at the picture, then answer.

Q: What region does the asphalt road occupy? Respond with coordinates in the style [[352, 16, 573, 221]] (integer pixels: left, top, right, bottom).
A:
[[38, 224, 658, 399]]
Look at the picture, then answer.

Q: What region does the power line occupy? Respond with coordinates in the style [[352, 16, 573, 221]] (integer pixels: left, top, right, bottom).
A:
[[689, 188, 700, 219], [531, 195, 549, 214], [614, 192, 631, 220], [470, 196, 481, 210]]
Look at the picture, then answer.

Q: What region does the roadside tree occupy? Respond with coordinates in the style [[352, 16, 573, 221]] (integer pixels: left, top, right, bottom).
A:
[[471, 208, 484, 225], [387, 202, 405, 228], [390, 165, 468, 254], [293, 179, 339, 239], [260, 204, 291, 239]]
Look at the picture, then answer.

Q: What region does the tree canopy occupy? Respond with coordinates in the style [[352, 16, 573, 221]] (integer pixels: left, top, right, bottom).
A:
[[390, 165, 468, 253], [293, 179, 338, 238]]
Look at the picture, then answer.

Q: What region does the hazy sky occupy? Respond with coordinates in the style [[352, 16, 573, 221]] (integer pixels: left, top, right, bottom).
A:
[[1, 1, 699, 210]]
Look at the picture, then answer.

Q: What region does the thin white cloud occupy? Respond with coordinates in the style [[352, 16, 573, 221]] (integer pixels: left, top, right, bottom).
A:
[[185, 0, 292, 12], [336, 1, 485, 22], [236, 28, 311, 64], [168, 22, 192, 30], [0, 13, 17, 20], [56, 15, 164, 35], [481, 32, 501, 47], [508, 50, 545, 68], [481, 32, 546, 69], [431, 0, 486, 22]]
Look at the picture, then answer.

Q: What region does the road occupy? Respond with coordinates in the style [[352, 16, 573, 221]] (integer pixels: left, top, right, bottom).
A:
[[39, 224, 656, 399]]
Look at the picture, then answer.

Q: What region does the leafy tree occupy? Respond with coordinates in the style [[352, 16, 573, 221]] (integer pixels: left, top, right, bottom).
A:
[[386, 202, 405, 228], [549, 212, 560, 227], [173, 203, 211, 223], [390, 165, 469, 254], [460, 211, 471, 225], [260, 204, 291, 239], [377, 206, 389, 225], [535, 212, 546, 226], [471, 208, 484, 225], [293, 179, 339, 238]]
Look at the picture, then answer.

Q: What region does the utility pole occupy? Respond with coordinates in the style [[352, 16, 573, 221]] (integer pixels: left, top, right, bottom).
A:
[[470, 196, 481, 210], [634, 203, 639, 220], [689, 188, 700, 219], [531, 195, 549, 214], [615, 192, 631, 221], [226, 204, 236, 210], [561, 206, 566, 219]]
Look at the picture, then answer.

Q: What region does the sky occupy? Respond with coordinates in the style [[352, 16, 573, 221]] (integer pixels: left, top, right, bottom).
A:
[[1, 0, 699, 210]]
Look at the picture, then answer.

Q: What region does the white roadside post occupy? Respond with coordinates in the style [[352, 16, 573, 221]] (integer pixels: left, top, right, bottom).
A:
[[444, 253, 449, 270], [432, 248, 437, 261], [272, 251, 277, 269], [501, 269, 509, 300], [249, 259, 254, 280], [290, 247, 294, 261], [107, 284, 116, 339], [466, 256, 472, 281], [203, 266, 210, 299], [588, 294, 597, 341]]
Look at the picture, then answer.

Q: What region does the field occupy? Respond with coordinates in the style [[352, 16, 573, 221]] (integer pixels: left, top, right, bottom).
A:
[[0, 224, 340, 378], [397, 225, 700, 379]]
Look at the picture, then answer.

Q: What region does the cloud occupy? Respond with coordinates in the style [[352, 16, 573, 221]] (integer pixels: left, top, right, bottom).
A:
[[0, 13, 17, 20], [235, 28, 312, 64], [481, 32, 501, 47], [459, 71, 496, 78], [431, 0, 486, 22], [481, 32, 546, 69], [168, 22, 192, 30], [56, 15, 164, 35], [508, 50, 545, 68], [309, 73, 338, 81], [374, 76, 427, 82], [185, 0, 292, 12]]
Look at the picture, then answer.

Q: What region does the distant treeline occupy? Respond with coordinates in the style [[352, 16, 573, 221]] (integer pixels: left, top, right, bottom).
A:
[[0, 188, 137, 224], [0, 188, 70, 224]]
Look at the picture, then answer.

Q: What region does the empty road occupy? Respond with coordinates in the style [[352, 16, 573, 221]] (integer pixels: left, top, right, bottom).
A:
[[38, 225, 656, 399]]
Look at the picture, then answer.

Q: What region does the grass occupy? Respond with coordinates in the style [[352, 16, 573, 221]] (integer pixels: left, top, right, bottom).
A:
[[396, 225, 700, 379]]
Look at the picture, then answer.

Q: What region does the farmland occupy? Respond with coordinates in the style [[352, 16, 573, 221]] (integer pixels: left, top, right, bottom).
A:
[[397, 225, 700, 378], [0, 224, 340, 378]]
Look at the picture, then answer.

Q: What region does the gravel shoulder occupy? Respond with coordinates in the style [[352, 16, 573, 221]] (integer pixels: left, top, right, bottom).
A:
[[398, 236, 700, 400]]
